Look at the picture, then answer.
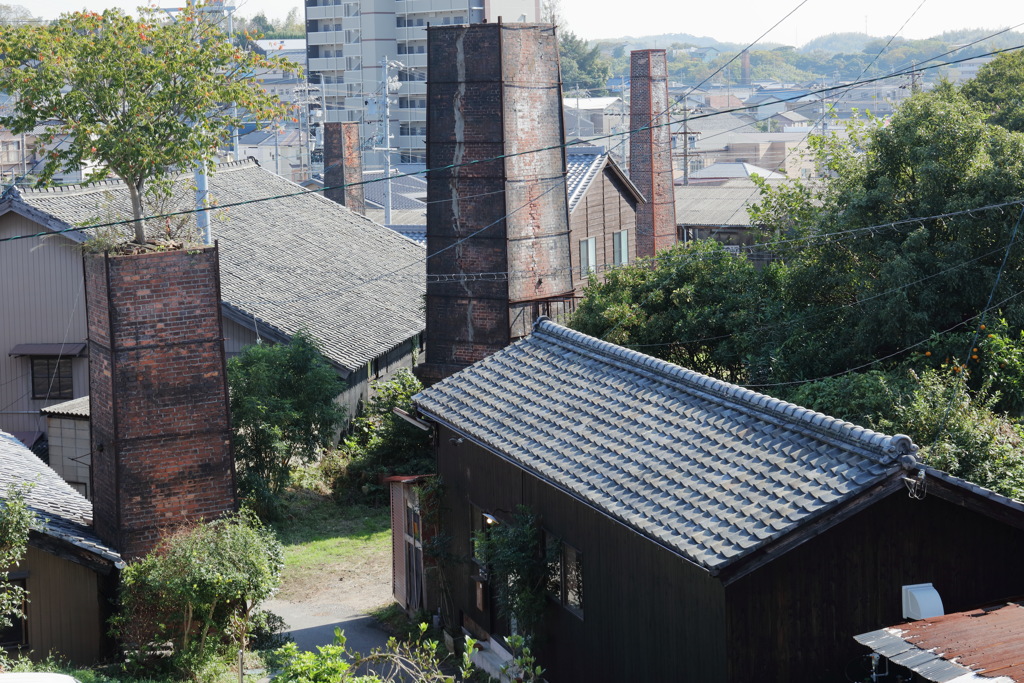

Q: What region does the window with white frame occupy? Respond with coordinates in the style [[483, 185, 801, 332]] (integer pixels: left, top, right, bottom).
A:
[[579, 237, 596, 277], [613, 230, 628, 266]]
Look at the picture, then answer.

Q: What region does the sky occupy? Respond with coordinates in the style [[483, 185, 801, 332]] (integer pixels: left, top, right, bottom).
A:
[[26, 0, 1024, 47]]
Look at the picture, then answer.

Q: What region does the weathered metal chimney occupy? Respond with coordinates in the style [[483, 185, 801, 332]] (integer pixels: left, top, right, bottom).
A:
[[85, 246, 236, 559], [323, 121, 365, 213], [418, 22, 572, 385], [630, 49, 677, 258]]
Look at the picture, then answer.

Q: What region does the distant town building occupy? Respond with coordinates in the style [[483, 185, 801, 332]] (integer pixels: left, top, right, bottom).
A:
[[303, 0, 539, 168]]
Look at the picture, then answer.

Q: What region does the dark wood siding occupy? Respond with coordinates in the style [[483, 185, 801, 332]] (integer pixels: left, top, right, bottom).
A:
[[437, 426, 728, 682], [568, 167, 640, 296], [725, 489, 1024, 683]]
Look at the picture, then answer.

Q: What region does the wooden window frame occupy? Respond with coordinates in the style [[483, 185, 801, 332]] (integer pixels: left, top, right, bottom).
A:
[[30, 356, 73, 400]]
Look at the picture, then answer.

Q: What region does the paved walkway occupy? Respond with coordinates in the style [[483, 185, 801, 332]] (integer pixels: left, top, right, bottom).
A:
[[264, 599, 392, 655]]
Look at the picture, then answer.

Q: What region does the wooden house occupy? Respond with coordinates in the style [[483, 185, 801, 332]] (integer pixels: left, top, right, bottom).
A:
[[0, 159, 426, 440], [564, 146, 645, 296], [0, 430, 122, 663], [408, 318, 1024, 682]]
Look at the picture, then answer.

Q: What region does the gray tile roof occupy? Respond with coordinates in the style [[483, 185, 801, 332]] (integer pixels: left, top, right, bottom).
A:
[[39, 395, 90, 418], [13, 161, 426, 374], [413, 319, 915, 572], [0, 430, 121, 567]]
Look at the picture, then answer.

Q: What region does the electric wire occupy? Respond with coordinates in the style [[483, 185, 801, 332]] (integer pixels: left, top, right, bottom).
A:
[[3, 41, 1020, 247]]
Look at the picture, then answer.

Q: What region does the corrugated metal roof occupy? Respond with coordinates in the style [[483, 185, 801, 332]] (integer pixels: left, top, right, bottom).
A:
[[39, 395, 90, 419], [855, 604, 1024, 682], [12, 161, 426, 374], [414, 318, 911, 572], [675, 177, 784, 227], [0, 430, 122, 567]]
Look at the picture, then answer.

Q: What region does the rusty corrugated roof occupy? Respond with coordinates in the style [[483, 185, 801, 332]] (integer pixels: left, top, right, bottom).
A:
[[856, 603, 1024, 682], [903, 603, 1024, 680]]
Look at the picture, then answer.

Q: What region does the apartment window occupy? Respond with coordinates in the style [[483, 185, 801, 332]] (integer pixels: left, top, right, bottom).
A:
[[579, 237, 596, 277], [613, 230, 628, 266], [454, 15, 464, 23], [1, 141, 20, 164], [396, 17, 405, 26], [31, 357, 73, 400], [397, 44, 407, 54], [545, 535, 583, 618]]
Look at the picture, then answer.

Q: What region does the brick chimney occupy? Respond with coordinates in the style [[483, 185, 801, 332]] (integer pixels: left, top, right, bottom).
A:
[[630, 49, 677, 258], [741, 50, 752, 86], [85, 246, 236, 559], [324, 121, 365, 213], [418, 23, 572, 384]]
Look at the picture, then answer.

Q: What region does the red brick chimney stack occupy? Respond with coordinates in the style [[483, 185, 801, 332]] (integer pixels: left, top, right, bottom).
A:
[[418, 23, 572, 384], [85, 246, 236, 559], [324, 121, 366, 214], [629, 49, 677, 257]]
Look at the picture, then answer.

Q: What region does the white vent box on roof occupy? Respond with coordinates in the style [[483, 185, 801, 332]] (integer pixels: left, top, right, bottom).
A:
[[902, 583, 944, 620]]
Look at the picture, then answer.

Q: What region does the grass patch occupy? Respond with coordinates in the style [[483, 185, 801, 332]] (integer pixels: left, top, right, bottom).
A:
[[268, 484, 392, 605]]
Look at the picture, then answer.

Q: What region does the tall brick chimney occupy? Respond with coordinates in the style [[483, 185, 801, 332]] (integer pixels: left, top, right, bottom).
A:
[[741, 50, 752, 87], [324, 121, 365, 213], [630, 49, 677, 258], [85, 246, 236, 559], [418, 23, 572, 384]]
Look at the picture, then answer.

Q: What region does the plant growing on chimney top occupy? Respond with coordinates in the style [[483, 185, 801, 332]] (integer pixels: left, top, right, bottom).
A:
[[0, 3, 297, 244]]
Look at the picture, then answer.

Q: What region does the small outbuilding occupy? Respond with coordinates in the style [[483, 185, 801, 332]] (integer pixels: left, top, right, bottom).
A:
[[0, 430, 122, 664]]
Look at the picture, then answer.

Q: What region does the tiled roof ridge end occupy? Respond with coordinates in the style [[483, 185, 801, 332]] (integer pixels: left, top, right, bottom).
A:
[[531, 317, 919, 462]]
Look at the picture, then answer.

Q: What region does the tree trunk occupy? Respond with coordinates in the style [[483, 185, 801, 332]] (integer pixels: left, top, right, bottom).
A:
[[127, 179, 148, 244]]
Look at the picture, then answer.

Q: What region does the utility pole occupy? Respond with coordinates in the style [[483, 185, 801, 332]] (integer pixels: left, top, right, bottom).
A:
[[373, 57, 403, 225]]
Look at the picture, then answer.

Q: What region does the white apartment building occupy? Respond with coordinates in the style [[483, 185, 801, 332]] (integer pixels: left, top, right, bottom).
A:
[[304, 0, 539, 166]]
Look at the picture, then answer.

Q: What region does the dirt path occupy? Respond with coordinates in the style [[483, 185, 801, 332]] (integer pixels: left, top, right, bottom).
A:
[[275, 542, 392, 612]]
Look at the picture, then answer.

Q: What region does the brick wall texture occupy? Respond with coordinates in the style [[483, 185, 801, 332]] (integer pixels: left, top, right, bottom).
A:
[[85, 247, 236, 559], [421, 23, 570, 382], [630, 49, 678, 257], [324, 121, 366, 213]]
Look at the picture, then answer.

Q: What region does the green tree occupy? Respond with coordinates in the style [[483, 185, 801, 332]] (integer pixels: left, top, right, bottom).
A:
[[559, 31, 611, 95], [337, 369, 433, 500], [228, 332, 346, 516], [0, 4, 297, 244], [571, 240, 781, 383], [962, 50, 1024, 133], [113, 511, 284, 677], [0, 486, 34, 635], [0, 4, 39, 26]]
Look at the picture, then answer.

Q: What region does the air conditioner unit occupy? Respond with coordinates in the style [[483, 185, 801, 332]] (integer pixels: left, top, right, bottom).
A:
[[902, 583, 944, 620]]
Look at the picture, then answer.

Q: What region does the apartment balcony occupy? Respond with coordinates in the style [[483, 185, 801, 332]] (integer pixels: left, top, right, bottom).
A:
[[308, 57, 345, 72], [394, 108, 426, 124], [400, 52, 428, 69], [398, 0, 466, 14], [306, 4, 343, 20], [307, 30, 343, 46]]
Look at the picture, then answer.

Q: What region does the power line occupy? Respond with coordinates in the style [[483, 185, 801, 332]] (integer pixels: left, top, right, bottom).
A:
[[3, 41, 1019, 248]]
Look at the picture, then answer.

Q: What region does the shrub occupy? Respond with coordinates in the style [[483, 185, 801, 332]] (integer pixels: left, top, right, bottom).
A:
[[112, 511, 285, 678], [228, 331, 347, 518], [333, 370, 433, 502]]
